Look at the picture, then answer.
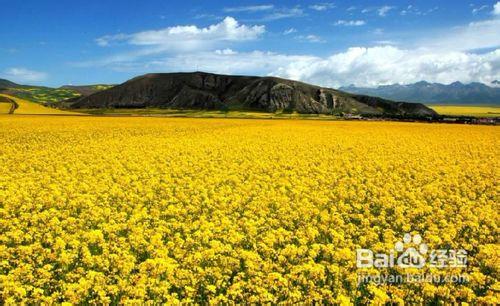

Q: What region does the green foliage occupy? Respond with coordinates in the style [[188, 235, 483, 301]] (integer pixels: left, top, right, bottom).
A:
[[2, 84, 114, 104], [92, 85, 114, 91], [5, 87, 81, 103]]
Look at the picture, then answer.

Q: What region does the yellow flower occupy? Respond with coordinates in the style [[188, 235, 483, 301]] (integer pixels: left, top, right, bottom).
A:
[[0, 115, 497, 303]]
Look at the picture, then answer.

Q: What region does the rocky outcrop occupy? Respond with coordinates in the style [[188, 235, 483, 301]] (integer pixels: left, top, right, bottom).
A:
[[70, 72, 437, 117]]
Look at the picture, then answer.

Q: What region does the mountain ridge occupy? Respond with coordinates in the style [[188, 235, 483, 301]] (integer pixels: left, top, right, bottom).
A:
[[70, 72, 437, 117], [0, 78, 23, 89], [340, 81, 500, 104]]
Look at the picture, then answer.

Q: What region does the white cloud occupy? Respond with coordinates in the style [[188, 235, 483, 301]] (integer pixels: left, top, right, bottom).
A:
[[193, 13, 222, 20], [400, 5, 437, 16], [378, 6, 395, 16], [494, 2, 500, 15], [223, 5, 274, 13], [272, 47, 500, 87], [1, 67, 47, 83], [426, 6, 439, 14], [373, 40, 398, 46], [309, 3, 335, 11], [401, 5, 417, 16], [283, 28, 297, 35], [295, 35, 325, 43], [472, 5, 488, 15], [82, 11, 500, 88], [422, 18, 500, 51], [214, 48, 238, 55], [221, 6, 305, 21], [260, 7, 304, 21], [96, 34, 128, 47], [144, 51, 317, 76], [335, 20, 366, 26], [96, 17, 265, 51], [114, 47, 499, 88]]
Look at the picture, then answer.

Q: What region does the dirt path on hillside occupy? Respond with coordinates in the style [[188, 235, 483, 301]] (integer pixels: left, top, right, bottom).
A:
[[0, 96, 19, 114]]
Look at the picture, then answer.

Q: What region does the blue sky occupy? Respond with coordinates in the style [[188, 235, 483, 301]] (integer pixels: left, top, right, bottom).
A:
[[0, 0, 499, 87]]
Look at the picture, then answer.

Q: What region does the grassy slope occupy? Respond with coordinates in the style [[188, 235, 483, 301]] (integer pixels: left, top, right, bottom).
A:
[[430, 105, 500, 117], [1, 85, 114, 104], [3, 87, 81, 103], [0, 94, 85, 115]]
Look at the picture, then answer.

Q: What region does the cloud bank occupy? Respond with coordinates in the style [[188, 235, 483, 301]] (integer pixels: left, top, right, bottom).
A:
[[494, 2, 500, 15], [273, 47, 500, 87], [87, 16, 500, 87], [1, 67, 47, 83], [96, 17, 265, 51], [137, 47, 499, 88]]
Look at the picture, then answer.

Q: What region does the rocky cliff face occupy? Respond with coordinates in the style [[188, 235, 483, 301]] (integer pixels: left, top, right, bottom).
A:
[[71, 72, 437, 116]]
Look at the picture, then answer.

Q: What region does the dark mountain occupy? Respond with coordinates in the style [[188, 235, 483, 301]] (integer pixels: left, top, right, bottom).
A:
[[340, 81, 500, 105], [70, 72, 436, 117], [492, 80, 500, 87], [0, 78, 23, 89]]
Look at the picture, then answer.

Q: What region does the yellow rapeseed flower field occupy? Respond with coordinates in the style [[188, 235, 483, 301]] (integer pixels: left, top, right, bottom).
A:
[[0, 94, 85, 115], [0, 103, 12, 114], [430, 105, 500, 118], [0, 115, 498, 304]]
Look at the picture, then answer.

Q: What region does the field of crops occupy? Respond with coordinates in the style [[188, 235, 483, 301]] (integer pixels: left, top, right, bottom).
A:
[[0, 116, 498, 304], [0, 84, 113, 104], [430, 105, 500, 117], [2, 87, 80, 104], [0, 103, 12, 114], [0, 94, 84, 115]]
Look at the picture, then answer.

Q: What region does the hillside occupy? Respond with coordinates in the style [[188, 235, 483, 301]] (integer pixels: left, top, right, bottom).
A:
[[70, 72, 436, 117], [340, 81, 500, 105], [0, 94, 85, 115], [0, 80, 113, 104], [60, 84, 114, 96], [0, 78, 23, 89]]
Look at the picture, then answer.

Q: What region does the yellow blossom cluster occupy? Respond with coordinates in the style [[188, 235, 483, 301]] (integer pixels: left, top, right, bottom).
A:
[[0, 115, 498, 304]]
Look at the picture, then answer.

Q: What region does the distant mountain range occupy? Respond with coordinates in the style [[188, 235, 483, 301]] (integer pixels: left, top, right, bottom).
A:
[[68, 72, 437, 117], [340, 81, 500, 105]]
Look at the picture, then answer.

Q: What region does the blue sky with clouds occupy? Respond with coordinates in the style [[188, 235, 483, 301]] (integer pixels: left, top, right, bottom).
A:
[[1, 0, 499, 87]]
